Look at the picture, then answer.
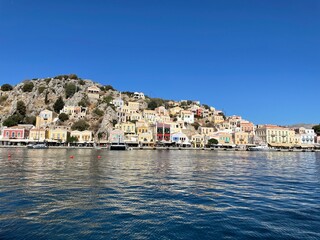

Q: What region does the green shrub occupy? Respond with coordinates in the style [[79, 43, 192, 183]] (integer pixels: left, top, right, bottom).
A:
[[71, 119, 89, 131], [38, 86, 46, 94], [65, 83, 78, 98], [0, 95, 8, 104], [1, 84, 13, 91], [93, 108, 104, 117], [22, 82, 34, 92], [53, 96, 65, 113], [59, 113, 69, 122]]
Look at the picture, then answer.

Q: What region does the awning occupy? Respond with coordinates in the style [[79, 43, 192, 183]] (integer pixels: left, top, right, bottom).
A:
[[268, 143, 293, 148]]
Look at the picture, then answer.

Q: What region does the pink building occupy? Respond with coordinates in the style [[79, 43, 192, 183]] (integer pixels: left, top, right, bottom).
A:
[[2, 126, 29, 139]]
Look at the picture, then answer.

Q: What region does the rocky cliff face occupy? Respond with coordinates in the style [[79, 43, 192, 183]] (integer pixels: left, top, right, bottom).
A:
[[0, 76, 120, 138]]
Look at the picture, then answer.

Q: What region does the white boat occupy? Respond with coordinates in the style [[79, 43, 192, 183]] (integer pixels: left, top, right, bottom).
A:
[[248, 144, 274, 151], [27, 143, 48, 149]]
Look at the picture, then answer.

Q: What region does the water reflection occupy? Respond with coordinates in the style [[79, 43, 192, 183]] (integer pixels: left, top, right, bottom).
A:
[[0, 149, 320, 239]]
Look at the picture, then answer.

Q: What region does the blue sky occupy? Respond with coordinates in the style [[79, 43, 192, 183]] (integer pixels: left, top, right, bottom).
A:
[[0, 0, 319, 125]]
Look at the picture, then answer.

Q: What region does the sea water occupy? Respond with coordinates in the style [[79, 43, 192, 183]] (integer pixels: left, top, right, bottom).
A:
[[0, 148, 319, 239]]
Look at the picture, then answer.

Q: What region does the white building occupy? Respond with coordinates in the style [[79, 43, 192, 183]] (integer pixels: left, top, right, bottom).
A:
[[296, 128, 316, 145], [179, 110, 194, 124], [171, 132, 191, 146], [133, 92, 145, 100]]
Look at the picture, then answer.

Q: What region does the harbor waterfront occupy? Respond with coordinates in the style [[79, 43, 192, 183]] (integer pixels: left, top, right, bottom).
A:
[[1, 148, 320, 239]]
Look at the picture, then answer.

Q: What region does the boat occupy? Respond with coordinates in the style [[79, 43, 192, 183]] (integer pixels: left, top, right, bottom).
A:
[[109, 142, 127, 150], [27, 143, 49, 149], [248, 144, 274, 151]]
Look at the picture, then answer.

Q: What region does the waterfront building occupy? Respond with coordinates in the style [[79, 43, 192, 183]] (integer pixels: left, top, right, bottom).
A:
[[156, 123, 171, 142], [295, 128, 316, 146], [29, 128, 48, 141], [191, 134, 205, 148], [48, 128, 68, 143], [210, 131, 233, 145], [171, 132, 191, 146], [109, 129, 125, 143], [117, 122, 136, 136], [138, 131, 154, 147], [232, 131, 249, 145], [2, 126, 30, 140], [70, 130, 93, 143], [255, 125, 294, 147]]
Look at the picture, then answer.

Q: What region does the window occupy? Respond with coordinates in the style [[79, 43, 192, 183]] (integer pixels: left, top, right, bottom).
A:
[[12, 132, 15, 138]]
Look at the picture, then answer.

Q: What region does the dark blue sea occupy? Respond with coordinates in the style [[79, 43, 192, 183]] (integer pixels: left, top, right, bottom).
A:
[[0, 148, 319, 239]]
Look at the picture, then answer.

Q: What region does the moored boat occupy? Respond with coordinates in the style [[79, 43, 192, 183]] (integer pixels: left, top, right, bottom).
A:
[[248, 144, 274, 151], [109, 142, 127, 150], [27, 143, 49, 149]]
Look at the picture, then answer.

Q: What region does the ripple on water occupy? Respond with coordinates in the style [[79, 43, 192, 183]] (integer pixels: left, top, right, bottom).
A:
[[0, 149, 320, 239]]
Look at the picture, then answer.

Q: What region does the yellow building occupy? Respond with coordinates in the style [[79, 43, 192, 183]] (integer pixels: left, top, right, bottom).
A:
[[49, 128, 68, 142], [36, 109, 53, 128], [127, 102, 140, 111], [169, 106, 183, 116], [138, 132, 154, 147], [255, 125, 295, 147], [143, 110, 157, 123], [212, 114, 224, 124], [232, 131, 249, 145], [70, 130, 93, 143], [211, 132, 233, 145], [129, 112, 142, 122], [137, 126, 149, 135], [199, 127, 216, 135], [117, 122, 136, 135], [191, 134, 205, 148], [29, 128, 49, 141]]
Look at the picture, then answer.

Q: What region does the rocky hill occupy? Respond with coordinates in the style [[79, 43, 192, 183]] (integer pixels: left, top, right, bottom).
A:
[[0, 75, 132, 140]]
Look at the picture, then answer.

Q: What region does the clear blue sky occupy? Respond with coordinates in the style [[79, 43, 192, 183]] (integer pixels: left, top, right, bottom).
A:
[[0, 0, 319, 125]]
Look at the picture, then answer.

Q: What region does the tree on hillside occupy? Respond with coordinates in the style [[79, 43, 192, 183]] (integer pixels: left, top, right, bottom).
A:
[[148, 100, 158, 110], [22, 82, 34, 92], [202, 104, 210, 110], [44, 90, 49, 104], [3, 114, 23, 127], [25, 115, 36, 125], [71, 119, 89, 131], [53, 96, 65, 113], [1, 84, 13, 91], [312, 124, 320, 135], [208, 138, 219, 145], [59, 113, 69, 122], [65, 83, 78, 98], [68, 74, 78, 80], [78, 95, 90, 107], [16, 100, 26, 116]]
